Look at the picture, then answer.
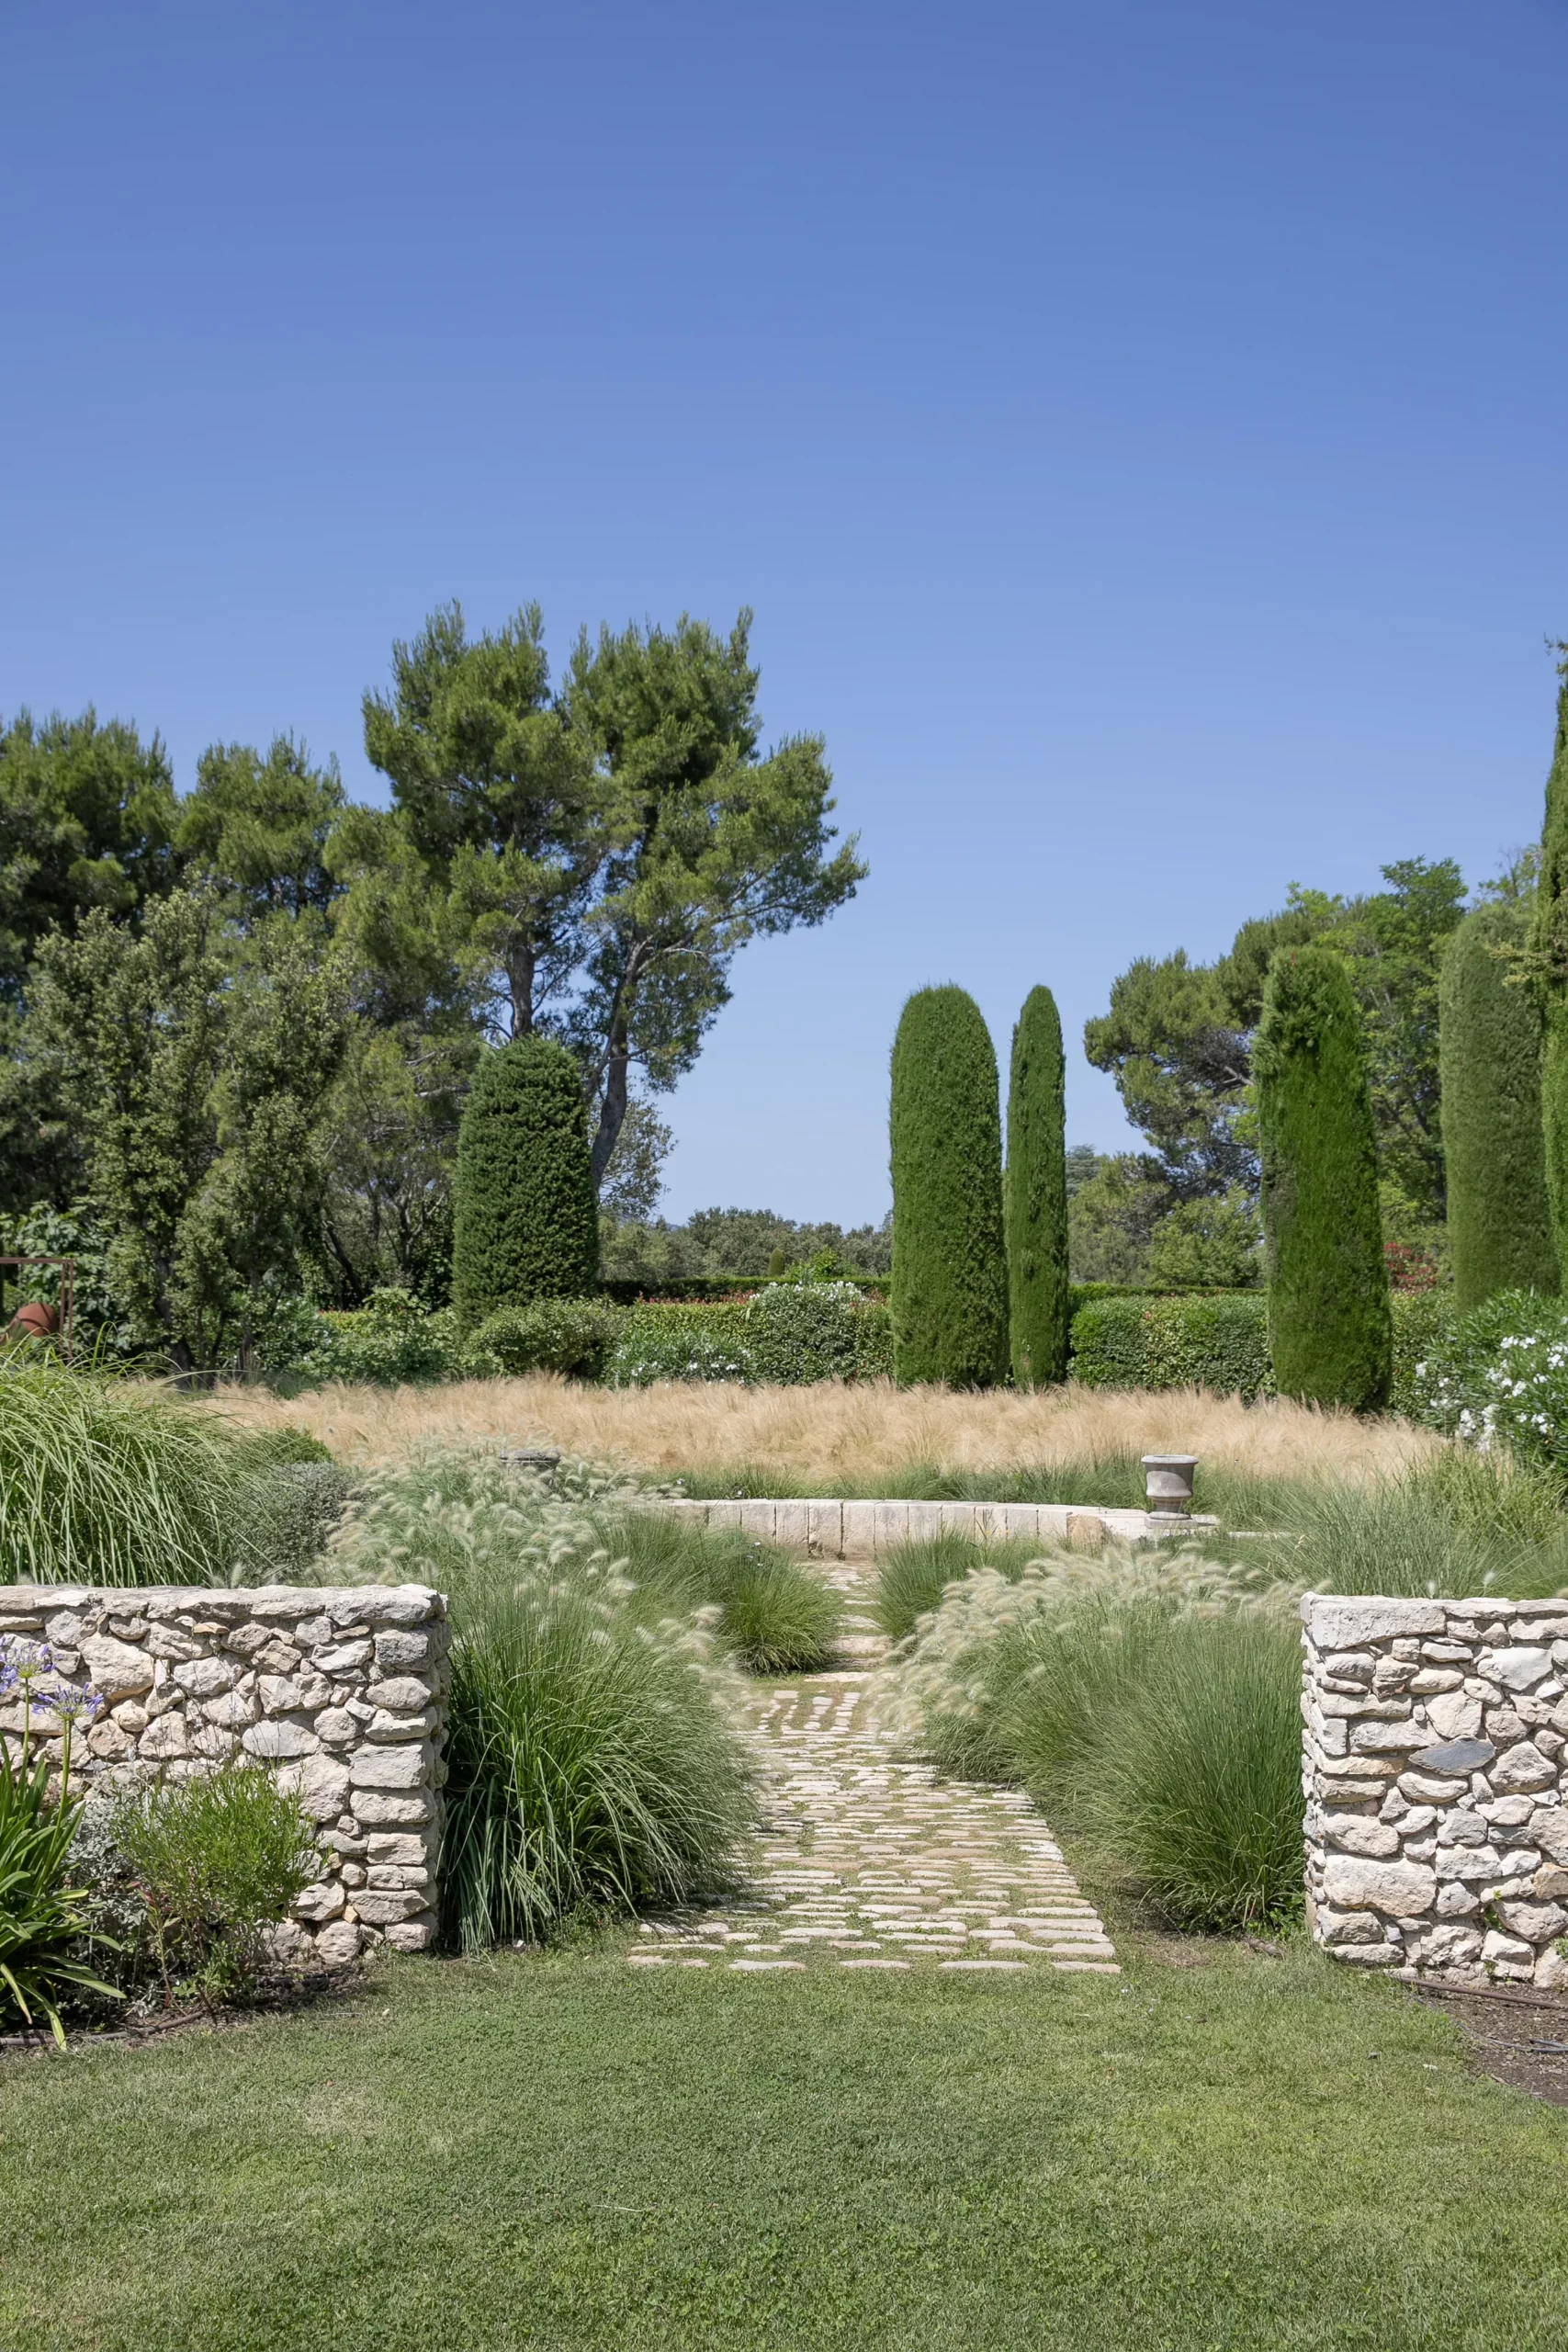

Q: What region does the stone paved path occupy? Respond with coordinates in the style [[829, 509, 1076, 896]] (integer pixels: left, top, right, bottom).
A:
[[628, 1569, 1119, 1979]]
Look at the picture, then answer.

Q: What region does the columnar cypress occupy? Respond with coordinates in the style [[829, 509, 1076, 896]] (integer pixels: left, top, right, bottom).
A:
[[1439, 904, 1558, 1314], [1254, 945, 1391, 1410], [889, 986, 1009, 1387], [451, 1037, 599, 1328], [1004, 985, 1070, 1385], [1533, 659, 1568, 1271]]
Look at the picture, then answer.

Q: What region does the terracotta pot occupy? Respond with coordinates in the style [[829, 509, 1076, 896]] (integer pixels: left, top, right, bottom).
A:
[[8, 1301, 60, 1340]]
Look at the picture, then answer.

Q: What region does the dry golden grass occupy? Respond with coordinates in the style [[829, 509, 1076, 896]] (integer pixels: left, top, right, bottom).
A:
[[205, 1374, 1440, 1486]]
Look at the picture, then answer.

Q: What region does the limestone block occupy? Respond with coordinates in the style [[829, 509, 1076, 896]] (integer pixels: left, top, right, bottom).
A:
[[1490, 1741, 1556, 1795], [1534, 1947, 1568, 1991], [368, 1676, 435, 1712], [1324, 1651, 1376, 1683], [143, 1623, 207, 1663], [79, 1634, 154, 1702], [1316, 1908, 1385, 1946], [1398, 1770, 1469, 1804], [1533, 1864, 1568, 1900], [293, 1881, 347, 1924], [805, 1500, 844, 1557], [1321, 1857, 1437, 1916], [316, 1640, 373, 1675], [139, 1713, 190, 1761], [382, 1917, 438, 1952], [1476, 1646, 1553, 1692], [1422, 1690, 1483, 1742], [173, 1657, 237, 1698], [349, 1739, 433, 1790], [1496, 1900, 1568, 1943], [1415, 1924, 1483, 1968], [373, 1629, 438, 1670], [351, 1887, 429, 1925], [314, 1708, 359, 1747], [1436, 1883, 1483, 1917], [313, 1919, 363, 1964], [278, 1751, 353, 1822], [367, 1832, 429, 1865], [351, 1789, 433, 1826], [201, 1690, 256, 1730], [1348, 1718, 1427, 1755], [86, 1718, 134, 1761], [1436, 1809, 1490, 1846], [1530, 1806, 1568, 1863], [1482, 1928, 1535, 1970], [1325, 1816, 1401, 1858], [1303, 1597, 1446, 1647], [364, 1706, 439, 1743], [243, 1718, 318, 1760]]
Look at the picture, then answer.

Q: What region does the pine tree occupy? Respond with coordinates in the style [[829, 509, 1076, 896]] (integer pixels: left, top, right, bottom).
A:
[[1440, 904, 1558, 1314], [889, 987, 1009, 1386], [1004, 985, 1070, 1385], [451, 1037, 599, 1328], [1255, 945, 1391, 1409], [1533, 656, 1568, 1270]]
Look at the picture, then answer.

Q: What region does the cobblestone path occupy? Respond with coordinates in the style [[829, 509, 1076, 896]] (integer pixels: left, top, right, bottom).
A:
[[628, 1574, 1120, 1979]]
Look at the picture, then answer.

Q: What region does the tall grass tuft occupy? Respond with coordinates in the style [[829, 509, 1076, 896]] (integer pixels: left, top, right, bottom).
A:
[[597, 1510, 844, 1672], [441, 1579, 754, 1948], [0, 1359, 243, 1587]]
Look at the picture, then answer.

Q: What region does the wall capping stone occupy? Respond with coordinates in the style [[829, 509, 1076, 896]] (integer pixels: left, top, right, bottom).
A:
[[1301, 1588, 1568, 1989], [0, 1582, 449, 1962], [647, 1497, 1216, 1556]]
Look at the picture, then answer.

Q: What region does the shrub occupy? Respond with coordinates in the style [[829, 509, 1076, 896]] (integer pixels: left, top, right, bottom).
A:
[[1068, 1292, 1271, 1396], [108, 1763, 319, 2006], [1255, 945, 1392, 1409], [452, 1038, 599, 1329], [1439, 903, 1558, 1314], [1534, 658, 1568, 1270], [1388, 1287, 1456, 1419], [472, 1296, 623, 1378], [746, 1281, 862, 1383], [889, 986, 1009, 1387], [1413, 1285, 1568, 1478], [1005, 986, 1070, 1386], [0, 1357, 246, 1587]]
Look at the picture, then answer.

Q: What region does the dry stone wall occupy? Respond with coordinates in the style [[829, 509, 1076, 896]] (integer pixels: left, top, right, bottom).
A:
[[1302, 1591, 1568, 1988], [0, 1583, 448, 1962]]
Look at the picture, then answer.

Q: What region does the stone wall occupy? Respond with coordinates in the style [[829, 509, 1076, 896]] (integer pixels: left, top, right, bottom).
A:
[[653, 1497, 1207, 1557], [1302, 1591, 1568, 1988], [0, 1582, 448, 1962]]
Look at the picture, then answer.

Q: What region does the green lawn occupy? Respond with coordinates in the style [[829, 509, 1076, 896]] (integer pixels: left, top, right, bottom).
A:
[[3, 1936, 1565, 2350]]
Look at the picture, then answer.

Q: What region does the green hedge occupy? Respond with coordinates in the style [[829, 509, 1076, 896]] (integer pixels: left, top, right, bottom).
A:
[[600, 1274, 890, 1304], [604, 1290, 893, 1387], [1067, 1287, 1452, 1408]]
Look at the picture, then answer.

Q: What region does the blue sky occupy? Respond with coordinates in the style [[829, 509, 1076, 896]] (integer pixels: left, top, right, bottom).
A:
[[4, 0, 1567, 1224]]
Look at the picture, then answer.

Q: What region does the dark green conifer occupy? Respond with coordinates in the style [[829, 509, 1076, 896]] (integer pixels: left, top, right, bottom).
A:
[[1439, 904, 1558, 1314], [1532, 658, 1568, 1269], [1004, 986, 1070, 1385], [889, 987, 1009, 1387], [452, 1037, 599, 1328], [1255, 945, 1391, 1410]]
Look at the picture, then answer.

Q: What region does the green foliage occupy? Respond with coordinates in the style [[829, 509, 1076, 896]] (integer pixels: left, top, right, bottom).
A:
[[889, 987, 1009, 1387], [1531, 658, 1568, 1275], [600, 1204, 892, 1286], [452, 1035, 599, 1327], [1083, 949, 1263, 1197], [25, 891, 347, 1372], [0, 1358, 248, 1585], [1413, 1286, 1568, 1476], [0, 707, 180, 1009], [276, 1289, 470, 1387], [1065, 1152, 1169, 1283], [1255, 945, 1392, 1410], [472, 1295, 622, 1378], [1005, 986, 1069, 1385], [1068, 1292, 1272, 1396], [175, 737, 344, 922], [107, 1763, 318, 2004], [602, 1293, 892, 1386], [1387, 1286, 1457, 1418], [1, 1732, 119, 2043], [602, 1300, 756, 1385], [872, 1533, 1037, 1643], [1142, 1189, 1263, 1287]]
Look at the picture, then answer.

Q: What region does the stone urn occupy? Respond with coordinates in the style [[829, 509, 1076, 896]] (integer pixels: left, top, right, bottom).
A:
[[1142, 1453, 1199, 1523]]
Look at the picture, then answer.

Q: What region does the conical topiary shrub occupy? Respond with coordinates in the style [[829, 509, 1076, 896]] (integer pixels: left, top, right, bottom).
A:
[[1439, 903, 1558, 1315], [1005, 985, 1070, 1385], [452, 1036, 599, 1329], [1255, 944, 1391, 1410], [1533, 658, 1568, 1271], [889, 986, 1009, 1387]]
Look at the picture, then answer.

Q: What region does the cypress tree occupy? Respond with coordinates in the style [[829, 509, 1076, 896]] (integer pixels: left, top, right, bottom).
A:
[[1439, 903, 1558, 1314], [451, 1037, 599, 1329], [1533, 657, 1568, 1270], [1004, 985, 1070, 1385], [1255, 945, 1391, 1410], [889, 986, 1009, 1387]]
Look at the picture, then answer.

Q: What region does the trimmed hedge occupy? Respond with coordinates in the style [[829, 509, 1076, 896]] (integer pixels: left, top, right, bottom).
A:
[[1069, 1287, 1450, 1408], [452, 1038, 599, 1329], [1255, 944, 1392, 1410], [600, 1273, 889, 1304], [1005, 985, 1070, 1386], [604, 1289, 894, 1387], [889, 987, 1010, 1387], [1535, 661, 1568, 1274]]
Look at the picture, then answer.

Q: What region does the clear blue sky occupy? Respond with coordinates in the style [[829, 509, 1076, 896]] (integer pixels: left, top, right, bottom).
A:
[[4, 0, 1566, 1225]]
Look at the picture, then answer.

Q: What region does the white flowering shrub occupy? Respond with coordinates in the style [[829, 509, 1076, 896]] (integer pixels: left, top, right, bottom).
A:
[[1413, 1288, 1568, 1472]]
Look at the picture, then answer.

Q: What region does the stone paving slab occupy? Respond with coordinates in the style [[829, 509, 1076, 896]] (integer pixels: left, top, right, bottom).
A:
[[631, 1573, 1119, 1980]]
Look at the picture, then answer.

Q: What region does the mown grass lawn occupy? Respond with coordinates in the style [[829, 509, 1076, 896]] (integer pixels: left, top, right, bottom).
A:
[[4, 1936, 1566, 2351]]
